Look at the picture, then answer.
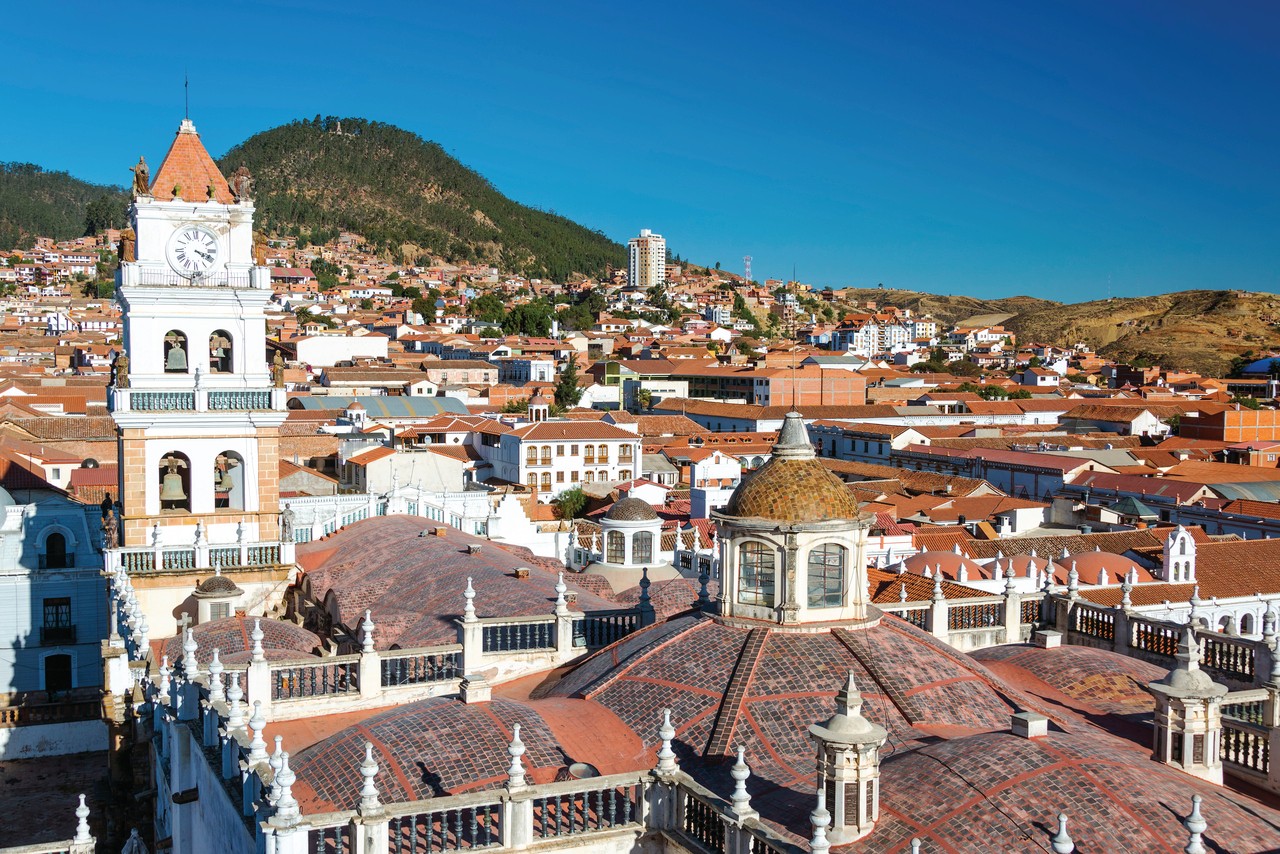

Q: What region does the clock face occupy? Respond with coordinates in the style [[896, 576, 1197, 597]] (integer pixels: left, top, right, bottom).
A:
[[167, 225, 220, 277]]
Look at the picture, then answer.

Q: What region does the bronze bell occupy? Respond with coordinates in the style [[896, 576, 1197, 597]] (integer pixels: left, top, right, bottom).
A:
[[217, 467, 235, 491], [160, 470, 187, 502], [166, 342, 187, 371]]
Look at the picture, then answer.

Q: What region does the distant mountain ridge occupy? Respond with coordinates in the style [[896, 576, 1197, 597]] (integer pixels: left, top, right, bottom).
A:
[[0, 163, 126, 249], [217, 116, 625, 279]]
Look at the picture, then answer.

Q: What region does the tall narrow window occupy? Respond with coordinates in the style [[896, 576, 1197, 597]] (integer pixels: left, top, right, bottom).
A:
[[633, 531, 653, 564], [738, 543, 776, 607], [607, 531, 625, 563], [807, 544, 846, 608], [163, 330, 189, 373]]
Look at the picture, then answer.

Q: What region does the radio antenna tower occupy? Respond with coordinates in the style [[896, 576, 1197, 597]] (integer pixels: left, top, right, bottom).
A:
[[743, 255, 752, 287]]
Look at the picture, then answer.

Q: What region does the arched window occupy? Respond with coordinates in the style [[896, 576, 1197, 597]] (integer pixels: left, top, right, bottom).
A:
[[164, 330, 189, 373], [1180, 539, 1187, 556], [584, 446, 596, 464], [633, 531, 653, 564], [1241, 613, 1256, 635], [540, 472, 551, 491], [215, 451, 245, 510], [43, 532, 68, 569], [526, 446, 538, 465], [597, 444, 609, 463], [619, 469, 632, 481], [598, 470, 608, 482], [807, 544, 846, 608], [584, 471, 595, 483], [738, 542, 775, 607], [540, 446, 552, 465], [526, 474, 538, 490], [158, 451, 191, 512], [209, 329, 233, 373], [619, 444, 633, 462], [607, 531, 625, 563]]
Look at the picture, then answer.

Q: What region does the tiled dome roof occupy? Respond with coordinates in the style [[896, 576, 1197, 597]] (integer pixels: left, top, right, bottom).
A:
[[161, 615, 320, 666], [194, 574, 241, 596], [1061, 549, 1153, 585], [605, 496, 659, 522], [722, 412, 862, 522], [902, 551, 987, 580]]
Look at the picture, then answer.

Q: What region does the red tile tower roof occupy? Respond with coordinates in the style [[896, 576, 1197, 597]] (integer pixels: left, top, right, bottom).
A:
[[150, 119, 235, 204]]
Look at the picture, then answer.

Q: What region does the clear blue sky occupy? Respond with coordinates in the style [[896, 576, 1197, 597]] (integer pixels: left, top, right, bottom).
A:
[[3, 0, 1277, 300]]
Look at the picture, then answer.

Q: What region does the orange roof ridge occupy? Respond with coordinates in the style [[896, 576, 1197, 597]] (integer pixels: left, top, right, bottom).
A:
[[150, 119, 235, 204]]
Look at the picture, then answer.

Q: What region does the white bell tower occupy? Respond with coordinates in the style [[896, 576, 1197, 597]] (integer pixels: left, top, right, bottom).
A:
[[107, 119, 293, 636]]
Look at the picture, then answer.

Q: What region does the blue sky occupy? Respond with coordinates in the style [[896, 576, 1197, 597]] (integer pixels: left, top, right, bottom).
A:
[[3, 0, 1277, 299]]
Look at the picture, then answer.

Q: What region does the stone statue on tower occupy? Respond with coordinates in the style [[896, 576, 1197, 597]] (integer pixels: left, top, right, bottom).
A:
[[129, 156, 150, 197]]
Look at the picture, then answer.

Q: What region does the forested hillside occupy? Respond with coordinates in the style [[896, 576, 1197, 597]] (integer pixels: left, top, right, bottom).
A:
[[218, 117, 625, 279], [0, 163, 126, 249]]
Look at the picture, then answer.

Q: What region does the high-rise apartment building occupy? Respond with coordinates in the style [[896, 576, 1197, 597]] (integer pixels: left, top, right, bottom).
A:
[[627, 228, 666, 289]]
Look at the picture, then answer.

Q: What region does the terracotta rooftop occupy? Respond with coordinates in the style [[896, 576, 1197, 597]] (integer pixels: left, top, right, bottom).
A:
[[149, 119, 235, 204]]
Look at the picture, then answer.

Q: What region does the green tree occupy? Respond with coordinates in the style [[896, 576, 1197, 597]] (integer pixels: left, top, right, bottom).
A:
[[502, 397, 529, 413], [411, 296, 434, 319], [555, 358, 583, 409], [359, 298, 374, 310], [1007, 388, 1033, 399], [83, 193, 123, 236], [1231, 396, 1262, 410], [635, 389, 652, 411], [554, 487, 587, 520], [469, 293, 507, 324]]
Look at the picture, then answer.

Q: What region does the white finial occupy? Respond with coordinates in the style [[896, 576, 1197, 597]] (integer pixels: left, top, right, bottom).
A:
[[157, 655, 171, 705], [730, 746, 752, 815], [248, 701, 268, 763], [1121, 579, 1133, 610], [911, 840, 923, 854], [809, 789, 832, 853], [993, 560, 1003, 582], [899, 583, 908, 603], [207, 648, 225, 703], [361, 609, 376, 653], [73, 794, 91, 844], [507, 724, 527, 788], [554, 572, 568, 615], [359, 741, 383, 815], [932, 572, 944, 601], [463, 577, 477, 622], [1263, 604, 1277, 642], [268, 736, 285, 804], [1184, 794, 1206, 854], [1098, 568, 1109, 587], [273, 752, 300, 825], [1270, 635, 1280, 686], [1067, 562, 1079, 593], [181, 628, 199, 675], [1051, 813, 1074, 853], [656, 709, 678, 774], [250, 619, 265, 663], [226, 671, 245, 731]]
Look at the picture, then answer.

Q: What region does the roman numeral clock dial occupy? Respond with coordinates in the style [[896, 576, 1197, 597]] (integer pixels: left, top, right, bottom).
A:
[[166, 225, 220, 279]]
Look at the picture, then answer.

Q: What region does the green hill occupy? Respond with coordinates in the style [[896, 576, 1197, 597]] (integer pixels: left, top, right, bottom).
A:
[[218, 116, 625, 279], [0, 163, 126, 250]]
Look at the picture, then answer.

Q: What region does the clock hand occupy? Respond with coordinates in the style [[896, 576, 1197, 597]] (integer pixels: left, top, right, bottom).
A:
[[195, 249, 215, 263]]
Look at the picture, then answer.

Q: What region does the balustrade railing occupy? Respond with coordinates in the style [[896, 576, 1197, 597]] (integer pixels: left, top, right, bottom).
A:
[[681, 789, 727, 853], [573, 610, 640, 648], [482, 619, 557, 653], [1222, 719, 1270, 775], [1224, 698, 1268, 725], [883, 606, 928, 630], [307, 821, 355, 854], [208, 390, 273, 410], [1131, 617, 1180, 658], [120, 549, 155, 572], [1201, 634, 1257, 682], [247, 545, 280, 566], [380, 647, 462, 688], [947, 600, 1003, 631], [1071, 604, 1115, 642], [162, 549, 195, 571], [1021, 598, 1042, 626], [270, 657, 361, 701], [531, 777, 642, 838], [209, 547, 239, 568], [388, 799, 503, 852], [129, 391, 196, 411]]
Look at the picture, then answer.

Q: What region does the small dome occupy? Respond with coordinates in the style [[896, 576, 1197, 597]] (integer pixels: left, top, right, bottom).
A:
[[194, 574, 242, 597], [346, 401, 366, 411], [81, 458, 100, 469], [529, 392, 550, 406], [1061, 550, 1154, 585], [722, 412, 862, 523], [903, 551, 987, 581], [604, 496, 659, 522]]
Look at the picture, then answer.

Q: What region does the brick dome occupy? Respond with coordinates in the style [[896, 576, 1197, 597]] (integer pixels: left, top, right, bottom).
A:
[[722, 412, 862, 522], [604, 496, 659, 522]]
